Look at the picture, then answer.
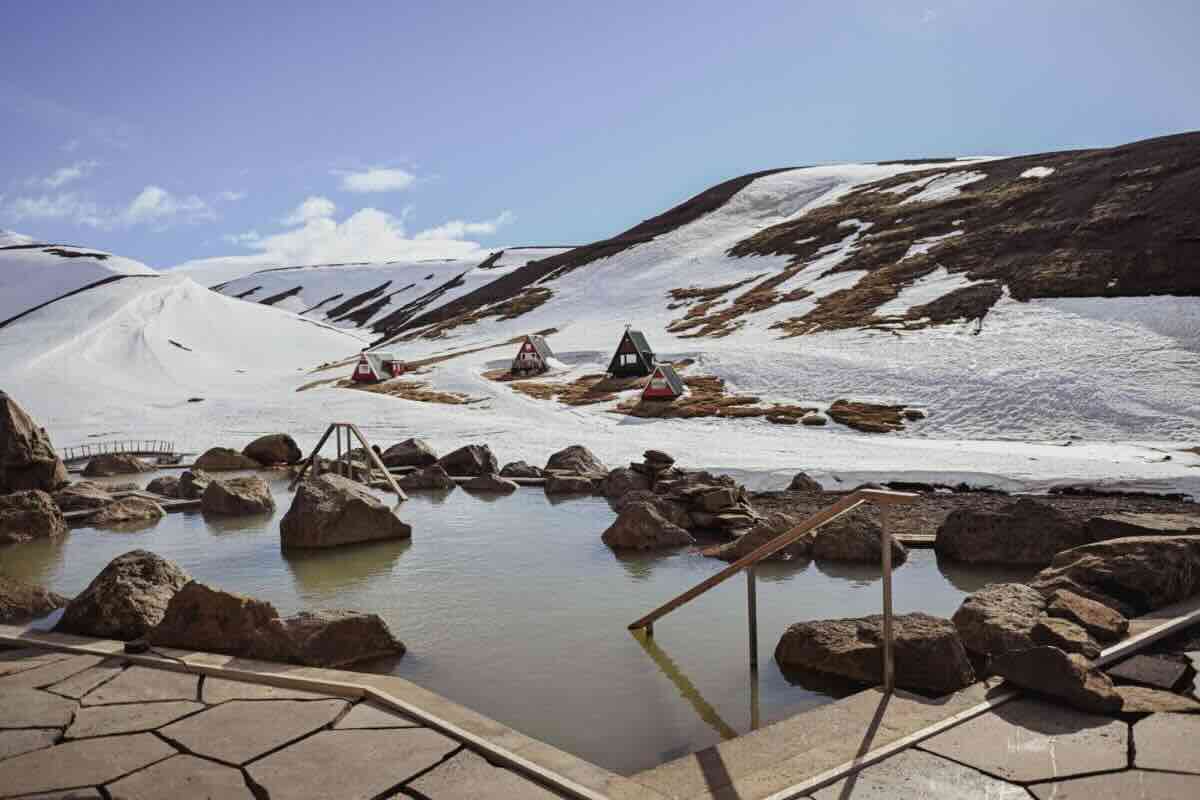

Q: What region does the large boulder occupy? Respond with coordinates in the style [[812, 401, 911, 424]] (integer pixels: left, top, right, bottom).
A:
[[775, 612, 976, 695], [1086, 512, 1200, 541], [709, 512, 804, 562], [242, 433, 303, 465], [193, 447, 262, 471], [397, 464, 456, 491], [149, 582, 405, 667], [788, 472, 823, 492], [544, 445, 607, 476], [462, 473, 518, 494], [601, 502, 694, 550], [280, 474, 412, 549], [52, 481, 114, 511], [613, 490, 692, 530], [81, 453, 155, 478], [55, 550, 191, 639], [1029, 535, 1200, 615], [0, 575, 68, 623], [1045, 589, 1128, 644], [810, 509, 907, 565], [382, 438, 439, 468], [602, 467, 650, 499], [499, 460, 542, 479], [0, 489, 67, 545], [952, 583, 1047, 658], [935, 498, 1087, 566], [145, 475, 180, 498], [178, 469, 211, 500], [544, 473, 596, 495], [0, 392, 68, 493], [89, 496, 165, 528], [202, 476, 275, 515], [990, 646, 1122, 713], [437, 444, 498, 476]]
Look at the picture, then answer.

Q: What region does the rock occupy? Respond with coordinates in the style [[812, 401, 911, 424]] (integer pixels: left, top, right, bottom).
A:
[[698, 487, 738, 513], [82, 453, 155, 477], [56, 550, 191, 639], [0, 391, 69, 493], [145, 475, 180, 498], [1045, 590, 1128, 644], [601, 502, 695, 550], [52, 481, 114, 511], [149, 582, 405, 667], [1115, 685, 1200, 713], [788, 472, 823, 492], [644, 449, 675, 468], [436, 444, 498, 476], [382, 438, 439, 468], [810, 508, 907, 564], [544, 473, 595, 495], [462, 473, 518, 493], [775, 612, 976, 695], [178, 469, 211, 500], [202, 476, 275, 515], [0, 575, 68, 622], [1032, 616, 1102, 659], [1029, 535, 1200, 615], [602, 466, 650, 499], [709, 512, 804, 562], [1086, 512, 1200, 541], [193, 447, 262, 471], [280, 474, 412, 549], [89, 496, 166, 528], [801, 412, 828, 426], [1106, 654, 1194, 692], [613, 490, 692, 529], [397, 465, 456, 491], [952, 583, 1047, 657], [712, 510, 760, 531], [990, 646, 1122, 713], [242, 434, 303, 465], [499, 460, 542, 478], [935, 498, 1087, 566], [0, 489, 67, 545], [544, 445, 607, 476]]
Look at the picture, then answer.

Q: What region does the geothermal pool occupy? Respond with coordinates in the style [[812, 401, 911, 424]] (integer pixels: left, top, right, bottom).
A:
[[1, 472, 1031, 774]]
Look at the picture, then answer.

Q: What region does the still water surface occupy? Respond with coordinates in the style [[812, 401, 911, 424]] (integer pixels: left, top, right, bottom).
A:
[[1, 472, 1032, 774]]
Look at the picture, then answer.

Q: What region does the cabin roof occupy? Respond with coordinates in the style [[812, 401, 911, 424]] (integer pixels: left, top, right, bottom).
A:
[[650, 363, 685, 395], [624, 329, 653, 357], [526, 334, 554, 360]]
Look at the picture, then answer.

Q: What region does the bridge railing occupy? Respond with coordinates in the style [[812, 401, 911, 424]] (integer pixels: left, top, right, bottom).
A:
[[61, 440, 177, 463]]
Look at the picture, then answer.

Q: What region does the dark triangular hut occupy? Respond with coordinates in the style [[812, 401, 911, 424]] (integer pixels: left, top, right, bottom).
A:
[[511, 334, 554, 376], [607, 328, 656, 377]]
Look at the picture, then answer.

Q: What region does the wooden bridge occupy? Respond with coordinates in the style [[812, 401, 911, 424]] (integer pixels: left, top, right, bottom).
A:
[[61, 439, 179, 466]]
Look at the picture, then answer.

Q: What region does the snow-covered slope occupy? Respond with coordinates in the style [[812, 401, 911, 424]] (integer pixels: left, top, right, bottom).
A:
[[1, 241, 158, 325]]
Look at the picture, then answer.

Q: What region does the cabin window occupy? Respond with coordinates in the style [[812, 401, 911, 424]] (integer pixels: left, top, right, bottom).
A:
[[620, 353, 639, 366]]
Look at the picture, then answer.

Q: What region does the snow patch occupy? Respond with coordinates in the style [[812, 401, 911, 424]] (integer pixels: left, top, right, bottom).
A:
[[900, 171, 987, 205], [1020, 166, 1056, 179], [874, 267, 980, 316]]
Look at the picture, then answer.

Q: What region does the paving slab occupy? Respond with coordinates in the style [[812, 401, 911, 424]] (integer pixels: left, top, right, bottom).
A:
[[406, 747, 563, 798], [0, 732, 175, 796], [1107, 654, 1193, 691], [333, 700, 421, 729], [66, 700, 204, 739], [1133, 712, 1200, 773], [159, 698, 347, 765], [11, 790, 103, 799], [810, 749, 1028, 799], [0, 655, 107, 690], [106, 753, 256, 799], [202, 676, 333, 704], [0, 687, 77, 728], [1028, 768, 1200, 799], [918, 698, 1128, 783], [1115, 685, 1200, 713], [247, 728, 459, 800], [0, 728, 59, 761], [0, 649, 75, 677], [81, 665, 198, 705], [44, 659, 126, 700]]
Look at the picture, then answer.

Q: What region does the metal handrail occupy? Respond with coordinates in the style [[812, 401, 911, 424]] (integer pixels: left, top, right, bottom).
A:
[[628, 487, 918, 691]]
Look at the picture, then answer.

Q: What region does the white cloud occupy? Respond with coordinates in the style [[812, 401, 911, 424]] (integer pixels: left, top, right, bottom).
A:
[[282, 195, 337, 225], [124, 185, 214, 226], [223, 230, 260, 245], [220, 190, 247, 201], [414, 210, 515, 241], [28, 160, 99, 189], [338, 167, 417, 193], [2, 184, 213, 230]]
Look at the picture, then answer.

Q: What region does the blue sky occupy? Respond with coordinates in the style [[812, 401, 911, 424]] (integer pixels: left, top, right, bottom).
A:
[[2, 1, 1198, 270]]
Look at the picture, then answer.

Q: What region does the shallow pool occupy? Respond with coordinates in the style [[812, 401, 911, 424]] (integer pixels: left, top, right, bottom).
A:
[[1, 472, 1032, 774]]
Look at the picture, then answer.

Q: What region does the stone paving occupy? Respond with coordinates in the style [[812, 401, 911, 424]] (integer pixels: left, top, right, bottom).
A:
[[0, 645, 571, 799]]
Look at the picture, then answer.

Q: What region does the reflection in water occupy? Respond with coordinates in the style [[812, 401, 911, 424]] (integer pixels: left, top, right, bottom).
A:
[[202, 510, 276, 535], [460, 489, 508, 504], [0, 535, 69, 587], [283, 538, 412, 598], [632, 630, 738, 741], [777, 663, 868, 699], [812, 558, 885, 585], [752, 559, 811, 584], [935, 552, 1038, 593], [613, 551, 669, 582]]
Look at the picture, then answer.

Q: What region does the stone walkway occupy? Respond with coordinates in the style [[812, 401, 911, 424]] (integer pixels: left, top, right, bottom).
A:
[[0, 646, 567, 799]]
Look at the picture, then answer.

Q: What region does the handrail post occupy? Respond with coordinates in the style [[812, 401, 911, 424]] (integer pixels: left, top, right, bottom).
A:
[[881, 506, 895, 694], [747, 566, 758, 671]]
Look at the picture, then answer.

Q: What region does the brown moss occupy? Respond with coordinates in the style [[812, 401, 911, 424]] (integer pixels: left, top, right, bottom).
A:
[[826, 399, 908, 433], [340, 378, 476, 405]]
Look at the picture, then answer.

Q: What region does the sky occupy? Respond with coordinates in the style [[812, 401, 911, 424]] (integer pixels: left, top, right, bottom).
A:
[[2, 1, 1199, 272]]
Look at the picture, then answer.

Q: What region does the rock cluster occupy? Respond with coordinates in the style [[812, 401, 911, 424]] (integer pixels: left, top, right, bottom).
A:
[[0, 489, 67, 545], [280, 474, 411, 549], [55, 550, 191, 639], [82, 453, 155, 478], [0, 392, 68, 493]]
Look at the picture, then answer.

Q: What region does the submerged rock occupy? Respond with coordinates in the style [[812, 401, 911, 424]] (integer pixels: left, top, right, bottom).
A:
[[0, 575, 68, 623], [178, 469, 212, 500], [202, 476, 275, 515], [775, 612, 976, 695], [55, 550, 191, 640], [0, 489, 67, 545], [952, 583, 1046, 658], [242, 433, 303, 465], [194, 447, 262, 471], [935, 498, 1086, 566], [545, 445, 607, 476], [544, 473, 595, 495], [52, 481, 114, 511], [990, 646, 1122, 714], [601, 502, 694, 550], [89, 496, 165, 528], [436, 444, 498, 476], [462, 473, 518, 493], [82, 453, 155, 478], [0, 391, 69, 493], [397, 464, 456, 491], [280, 474, 411, 549], [382, 438, 439, 469]]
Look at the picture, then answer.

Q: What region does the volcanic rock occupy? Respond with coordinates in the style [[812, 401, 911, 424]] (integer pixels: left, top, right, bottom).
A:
[[280, 474, 411, 549], [1032, 616, 1102, 659], [52, 481, 114, 511], [602, 467, 650, 499], [544, 445, 607, 476], [499, 460, 542, 478], [0, 575, 68, 623], [145, 476, 181, 498], [0, 489, 67, 545], [82, 453, 155, 478], [382, 438, 438, 469], [397, 465, 455, 491], [462, 473, 519, 493], [0, 392, 69, 493], [436, 444, 498, 476], [178, 469, 211, 500], [788, 472, 823, 492], [952, 583, 1047, 657], [544, 473, 595, 495], [935, 498, 1087, 566], [990, 646, 1122, 714], [202, 476, 275, 515], [194, 447, 262, 471], [55, 550, 191, 639], [1086, 512, 1200, 541], [242, 433, 303, 465], [811, 508, 907, 564], [1045, 589, 1128, 643], [89, 496, 165, 528], [601, 502, 694, 550]]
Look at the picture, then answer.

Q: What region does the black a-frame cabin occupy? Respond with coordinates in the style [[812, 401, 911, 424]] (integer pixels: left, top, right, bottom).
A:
[[607, 328, 656, 377]]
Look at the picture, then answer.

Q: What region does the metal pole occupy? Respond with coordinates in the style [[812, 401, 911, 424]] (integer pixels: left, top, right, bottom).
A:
[[747, 566, 758, 671], [881, 507, 895, 693]]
